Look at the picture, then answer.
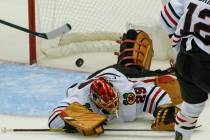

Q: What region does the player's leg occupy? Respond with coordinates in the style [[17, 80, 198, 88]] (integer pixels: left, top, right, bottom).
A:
[[177, 39, 210, 94], [191, 56, 210, 94], [175, 101, 205, 140], [175, 40, 209, 103], [175, 50, 208, 140], [175, 71, 207, 140]]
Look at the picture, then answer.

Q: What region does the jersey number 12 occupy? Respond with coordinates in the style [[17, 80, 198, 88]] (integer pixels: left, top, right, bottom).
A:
[[181, 2, 210, 41]]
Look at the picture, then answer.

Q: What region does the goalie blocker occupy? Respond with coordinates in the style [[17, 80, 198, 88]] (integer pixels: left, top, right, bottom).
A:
[[60, 102, 107, 136]]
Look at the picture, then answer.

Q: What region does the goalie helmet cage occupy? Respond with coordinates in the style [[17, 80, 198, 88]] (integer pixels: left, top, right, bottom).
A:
[[28, 0, 170, 65]]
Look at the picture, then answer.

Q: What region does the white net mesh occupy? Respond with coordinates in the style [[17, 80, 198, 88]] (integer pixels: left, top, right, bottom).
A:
[[35, 0, 172, 60]]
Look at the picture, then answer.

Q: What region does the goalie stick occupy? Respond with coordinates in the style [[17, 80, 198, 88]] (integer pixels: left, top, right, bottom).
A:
[[1, 125, 202, 133], [0, 19, 71, 39], [1, 127, 174, 133]]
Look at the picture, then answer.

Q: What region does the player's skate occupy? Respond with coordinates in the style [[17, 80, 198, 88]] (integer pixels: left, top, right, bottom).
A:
[[175, 131, 190, 140]]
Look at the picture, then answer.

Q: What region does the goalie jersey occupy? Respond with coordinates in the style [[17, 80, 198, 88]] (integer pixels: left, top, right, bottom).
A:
[[160, 0, 210, 54], [48, 68, 171, 128]]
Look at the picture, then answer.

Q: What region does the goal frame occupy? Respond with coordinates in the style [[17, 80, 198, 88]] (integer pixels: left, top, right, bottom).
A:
[[27, 0, 172, 65], [28, 0, 36, 65]]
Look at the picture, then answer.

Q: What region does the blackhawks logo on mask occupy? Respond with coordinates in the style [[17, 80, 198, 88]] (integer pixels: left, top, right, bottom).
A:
[[123, 92, 136, 105]]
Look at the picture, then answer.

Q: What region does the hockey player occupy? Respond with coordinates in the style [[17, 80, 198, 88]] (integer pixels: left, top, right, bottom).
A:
[[48, 67, 180, 136], [48, 29, 181, 136], [160, 0, 210, 139]]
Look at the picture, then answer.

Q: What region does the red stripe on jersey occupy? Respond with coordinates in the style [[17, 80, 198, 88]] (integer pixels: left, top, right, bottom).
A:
[[142, 78, 155, 83], [148, 88, 161, 113], [164, 5, 177, 26], [176, 115, 187, 123], [49, 109, 63, 121]]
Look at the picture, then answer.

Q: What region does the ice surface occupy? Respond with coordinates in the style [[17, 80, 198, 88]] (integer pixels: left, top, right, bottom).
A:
[[0, 63, 89, 116], [0, 57, 210, 140]]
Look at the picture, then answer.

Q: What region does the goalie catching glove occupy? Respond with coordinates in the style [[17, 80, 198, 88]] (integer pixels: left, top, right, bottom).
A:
[[60, 102, 107, 136], [151, 104, 180, 131]]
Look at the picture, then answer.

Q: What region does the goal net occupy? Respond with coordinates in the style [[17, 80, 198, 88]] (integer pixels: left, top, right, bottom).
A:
[[32, 0, 173, 63]]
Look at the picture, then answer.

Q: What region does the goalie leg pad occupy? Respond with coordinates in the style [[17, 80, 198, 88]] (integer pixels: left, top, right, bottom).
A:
[[132, 30, 154, 70], [117, 29, 154, 70], [155, 75, 183, 105]]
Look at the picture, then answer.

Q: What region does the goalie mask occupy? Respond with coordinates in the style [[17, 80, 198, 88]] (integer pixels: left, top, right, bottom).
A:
[[89, 77, 119, 115], [116, 29, 154, 70]]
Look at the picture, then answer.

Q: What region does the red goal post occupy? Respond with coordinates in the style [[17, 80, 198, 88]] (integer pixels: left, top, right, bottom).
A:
[[28, 0, 36, 65]]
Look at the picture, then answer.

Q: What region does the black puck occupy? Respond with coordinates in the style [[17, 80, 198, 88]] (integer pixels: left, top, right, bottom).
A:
[[75, 58, 84, 67]]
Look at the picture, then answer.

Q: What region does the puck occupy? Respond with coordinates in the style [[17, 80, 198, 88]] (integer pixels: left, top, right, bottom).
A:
[[75, 58, 84, 67]]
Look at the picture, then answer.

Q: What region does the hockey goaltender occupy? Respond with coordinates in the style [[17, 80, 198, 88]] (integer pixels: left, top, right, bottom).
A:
[[48, 29, 182, 136]]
